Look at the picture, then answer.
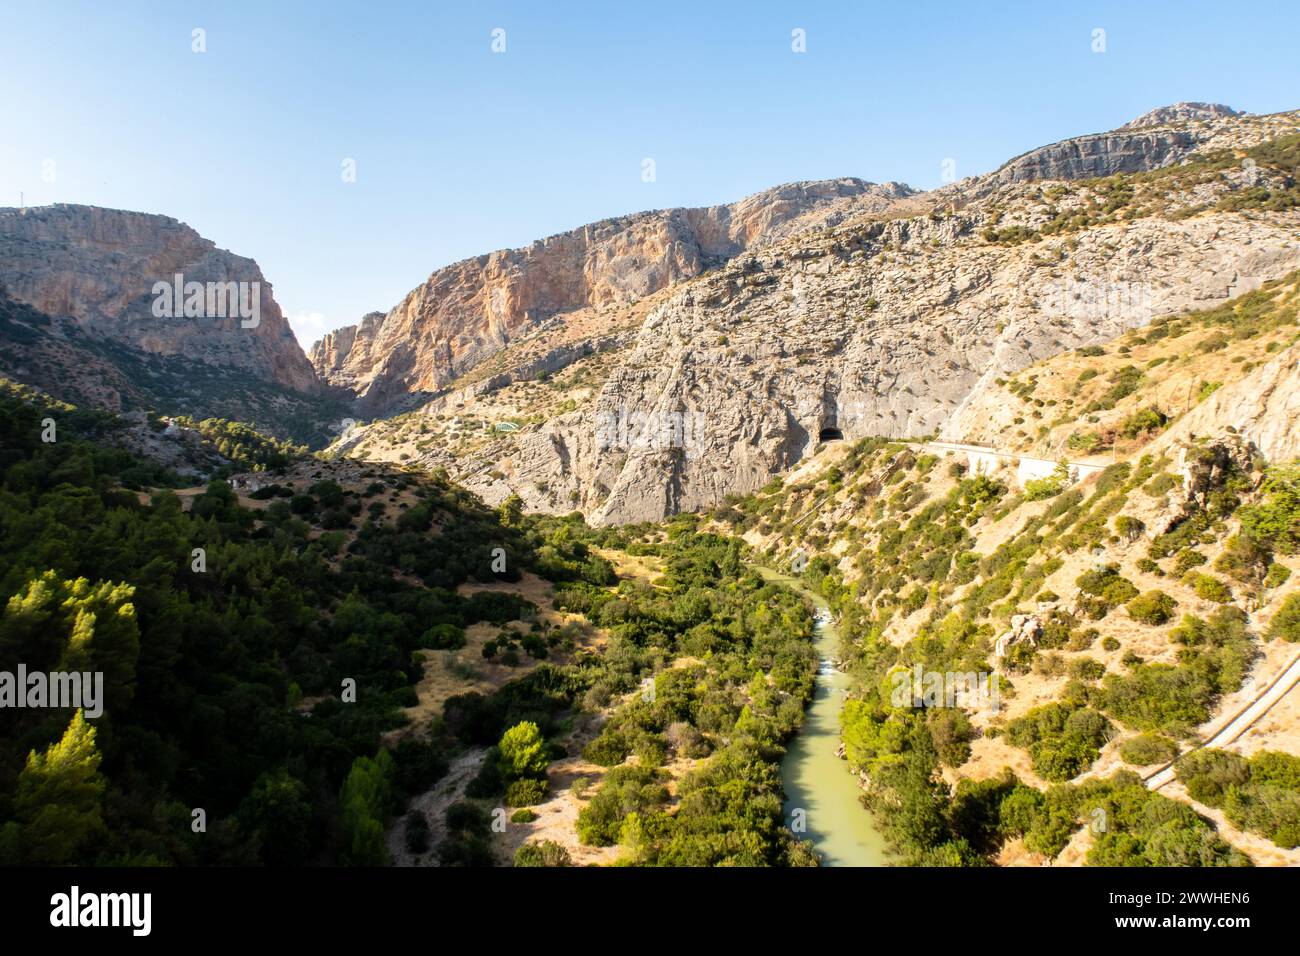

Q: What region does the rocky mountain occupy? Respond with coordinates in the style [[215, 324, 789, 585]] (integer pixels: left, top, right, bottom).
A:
[[309, 178, 917, 412], [996, 102, 1244, 184], [337, 105, 1300, 525], [0, 204, 319, 393], [0, 204, 346, 441]]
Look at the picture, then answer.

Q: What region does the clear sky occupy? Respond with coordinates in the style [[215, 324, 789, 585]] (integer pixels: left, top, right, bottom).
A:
[[4, 1, 1298, 349]]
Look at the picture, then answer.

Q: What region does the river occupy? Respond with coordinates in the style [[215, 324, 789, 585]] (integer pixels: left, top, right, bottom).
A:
[[759, 566, 890, 866]]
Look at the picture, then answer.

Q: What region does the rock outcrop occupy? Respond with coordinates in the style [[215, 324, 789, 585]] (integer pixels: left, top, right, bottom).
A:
[[996, 102, 1239, 184], [0, 204, 320, 395], [1156, 343, 1300, 467], [341, 104, 1300, 524], [310, 179, 915, 412]]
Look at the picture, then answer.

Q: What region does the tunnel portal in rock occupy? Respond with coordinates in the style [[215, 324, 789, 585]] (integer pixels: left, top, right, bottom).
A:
[[818, 427, 844, 442]]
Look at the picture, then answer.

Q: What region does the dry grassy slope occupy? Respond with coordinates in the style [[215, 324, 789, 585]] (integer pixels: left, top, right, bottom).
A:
[[945, 275, 1300, 456], [711, 284, 1300, 863]]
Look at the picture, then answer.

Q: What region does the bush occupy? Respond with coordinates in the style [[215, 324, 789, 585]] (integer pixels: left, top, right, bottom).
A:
[[510, 808, 538, 823], [1119, 734, 1178, 766], [1024, 463, 1070, 501], [1115, 515, 1146, 543], [514, 840, 572, 867], [1191, 574, 1233, 604], [1118, 407, 1167, 440], [927, 709, 974, 767], [498, 721, 550, 780], [1005, 703, 1112, 781], [576, 765, 667, 846], [1068, 657, 1106, 681], [1067, 431, 1105, 454], [1175, 749, 1251, 806], [1239, 464, 1300, 554], [1126, 590, 1178, 625], [1264, 563, 1291, 589], [583, 729, 631, 767], [1268, 593, 1300, 642], [505, 778, 548, 807], [1075, 564, 1139, 619]]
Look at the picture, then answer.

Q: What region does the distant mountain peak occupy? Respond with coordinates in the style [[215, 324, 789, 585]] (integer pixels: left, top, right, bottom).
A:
[[1120, 102, 1242, 129]]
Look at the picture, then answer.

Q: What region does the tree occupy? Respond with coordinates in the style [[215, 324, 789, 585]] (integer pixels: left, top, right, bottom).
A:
[[339, 751, 393, 866], [13, 710, 106, 864], [498, 721, 549, 780], [238, 769, 312, 866], [498, 494, 524, 528]]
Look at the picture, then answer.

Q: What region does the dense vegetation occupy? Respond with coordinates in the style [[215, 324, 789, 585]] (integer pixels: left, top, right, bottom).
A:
[[449, 519, 821, 866], [0, 385, 599, 865]]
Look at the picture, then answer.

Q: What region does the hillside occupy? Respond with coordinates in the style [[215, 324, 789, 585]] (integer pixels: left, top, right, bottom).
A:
[[702, 276, 1300, 865], [309, 178, 918, 412], [335, 105, 1300, 525], [0, 206, 346, 443]]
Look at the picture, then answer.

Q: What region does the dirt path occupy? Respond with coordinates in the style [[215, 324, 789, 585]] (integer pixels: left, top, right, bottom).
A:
[[1145, 647, 1300, 790], [387, 748, 488, 866]]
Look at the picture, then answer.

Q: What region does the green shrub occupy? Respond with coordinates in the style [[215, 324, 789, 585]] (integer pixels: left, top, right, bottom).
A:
[[1239, 464, 1300, 554], [583, 729, 631, 767], [1118, 406, 1167, 439], [1075, 564, 1139, 619], [505, 778, 549, 807], [1119, 734, 1178, 766], [498, 721, 551, 780], [1024, 463, 1070, 501], [1005, 703, 1112, 781], [1067, 431, 1105, 454], [513, 840, 572, 867], [1115, 515, 1146, 542], [1264, 563, 1291, 589], [1068, 657, 1106, 681], [1191, 574, 1233, 604], [576, 765, 667, 846], [1175, 749, 1251, 806], [510, 808, 538, 823], [1126, 590, 1178, 625], [1268, 593, 1300, 642]]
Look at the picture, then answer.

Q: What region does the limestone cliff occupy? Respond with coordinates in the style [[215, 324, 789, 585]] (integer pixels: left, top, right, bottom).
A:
[[0, 204, 320, 395], [310, 179, 915, 412], [339, 105, 1300, 525]]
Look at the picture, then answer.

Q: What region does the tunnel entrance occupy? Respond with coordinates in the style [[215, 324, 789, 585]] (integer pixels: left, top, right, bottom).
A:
[[818, 427, 844, 442]]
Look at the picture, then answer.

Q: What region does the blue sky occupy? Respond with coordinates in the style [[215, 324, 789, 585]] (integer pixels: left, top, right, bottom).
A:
[[4, 1, 1298, 348]]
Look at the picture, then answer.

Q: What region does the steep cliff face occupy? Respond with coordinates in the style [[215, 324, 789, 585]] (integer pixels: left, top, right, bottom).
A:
[[997, 103, 1244, 184], [0, 204, 320, 395], [1158, 343, 1300, 466], [310, 179, 915, 411], [339, 105, 1300, 524], [531, 210, 1300, 525]]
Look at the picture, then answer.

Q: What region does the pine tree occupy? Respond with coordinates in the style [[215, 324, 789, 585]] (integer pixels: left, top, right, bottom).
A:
[[14, 709, 107, 864]]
